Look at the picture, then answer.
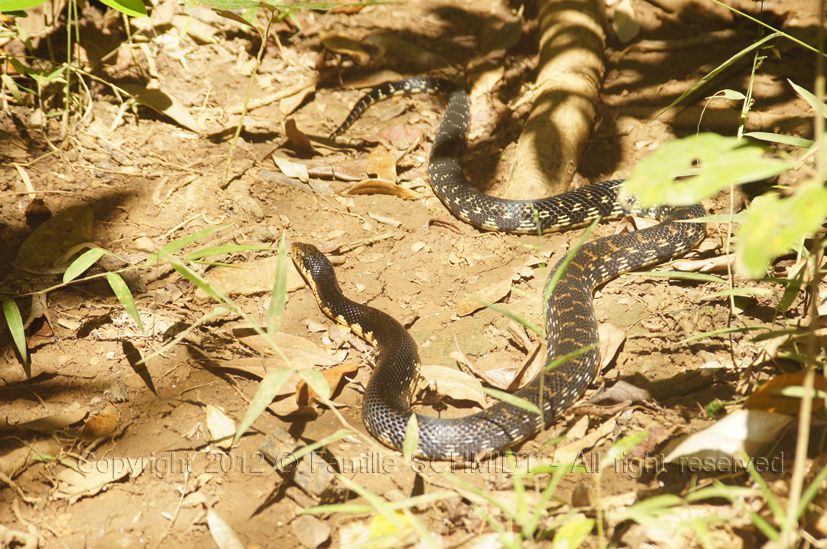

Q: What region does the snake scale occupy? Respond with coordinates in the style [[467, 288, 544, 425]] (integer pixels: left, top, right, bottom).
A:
[[291, 76, 706, 459]]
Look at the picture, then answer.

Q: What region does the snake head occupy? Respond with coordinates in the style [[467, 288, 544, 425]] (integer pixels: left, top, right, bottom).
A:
[[290, 242, 339, 299]]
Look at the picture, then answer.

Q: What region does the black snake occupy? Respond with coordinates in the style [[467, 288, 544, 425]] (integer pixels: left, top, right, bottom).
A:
[[291, 76, 706, 459]]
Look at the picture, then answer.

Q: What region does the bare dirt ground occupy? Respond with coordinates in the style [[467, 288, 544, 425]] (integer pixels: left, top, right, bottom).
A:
[[0, 0, 824, 547]]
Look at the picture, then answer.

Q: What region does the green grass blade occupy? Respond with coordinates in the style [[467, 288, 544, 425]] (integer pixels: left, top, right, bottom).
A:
[[546, 344, 596, 373], [630, 271, 725, 283], [106, 273, 143, 331], [300, 502, 373, 515], [599, 431, 647, 471], [151, 225, 229, 261], [268, 232, 288, 334], [402, 414, 419, 462], [699, 287, 775, 301], [2, 298, 27, 367], [544, 217, 600, 303], [137, 306, 230, 366], [484, 387, 541, 415], [299, 369, 331, 400], [97, 0, 146, 16], [337, 474, 404, 529], [788, 79, 827, 118], [680, 325, 766, 344], [63, 247, 107, 283], [654, 32, 781, 118], [551, 518, 594, 549], [275, 429, 351, 470], [183, 243, 270, 261], [234, 367, 293, 445], [744, 131, 814, 148], [478, 299, 543, 337], [796, 463, 827, 520]]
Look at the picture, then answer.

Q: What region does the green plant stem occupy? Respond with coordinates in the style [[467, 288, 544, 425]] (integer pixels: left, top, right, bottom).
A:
[[222, 11, 276, 182], [780, 1, 826, 544]]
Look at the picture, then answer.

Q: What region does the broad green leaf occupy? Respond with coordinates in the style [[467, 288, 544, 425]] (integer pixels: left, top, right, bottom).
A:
[[483, 387, 541, 415], [63, 247, 107, 283], [233, 367, 292, 445], [788, 79, 827, 119], [0, 0, 48, 11], [624, 133, 789, 207], [2, 298, 27, 366], [551, 518, 594, 549], [745, 131, 813, 148], [267, 232, 288, 334], [736, 182, 827, 278], [106, 273, 143, 330], [98, 0, 146, 16], [402, 414, 419, 462]]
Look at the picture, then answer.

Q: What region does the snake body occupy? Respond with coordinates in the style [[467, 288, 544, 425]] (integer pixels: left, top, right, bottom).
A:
[[292, 76, 706, 459]]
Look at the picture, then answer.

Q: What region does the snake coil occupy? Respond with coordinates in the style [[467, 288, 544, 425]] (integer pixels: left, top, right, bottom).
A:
[[292, 76, 706, 459]]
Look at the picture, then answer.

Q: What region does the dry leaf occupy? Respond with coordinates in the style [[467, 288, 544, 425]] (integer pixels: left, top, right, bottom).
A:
[[612, 0, 641, 43], [553, 418, 617, 463], [296, 362, 359, 405], [274, 156, 309, 182], [745, 372, 827, 414], [418, 365, 487, 407], [55, 457, 146, 502], [205, 405, 236, 449], [321, 33, 372, 64], [366, 145, 397, 182], [343, 70, 403, 89], [365, 32, 450, 71], [455, 278, 512, 317], [345, 179, 424, 199], [16, 403, 89, 432], [285, 118, 317, 156], [207, 509, 245, 549], [279, 80, 316, 116], [671, 254, 734, 272], [197, 257, 305, 299], [235, 331, 342, 366], [15, 205, 93, 270], [171, 14, 217, 43], [663, 410, 792, 469], [598, 323, 626, 369], [0, 439, 61, 479], [587, 380, 651, 405], [292, 515, 331, 548], [118, 83, 202, 133], [367, 211, 401, 228]]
